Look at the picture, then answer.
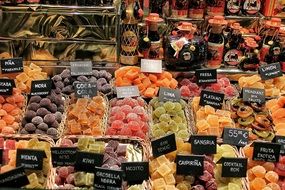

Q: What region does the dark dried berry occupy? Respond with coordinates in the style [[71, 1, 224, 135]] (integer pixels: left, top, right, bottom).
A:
[[47, 128, 57, 136], [48, 103, 58, 113], [77, 76, 88, 82], [27, 103, 40, 111], [29, 96, 41, 103], [32, 116, 43, 125], [20, 128, 29, 134], [37, 108, 51, 117], [51, 120, 59, 128], [55, 112, 62, 123], [24, 123, 36, 132], [37, 123, 49, 131], [35, 129, 46, 135], [60, 69, 71, 79], [25, 110, 37, 121], [52, 75, 62, 82], [40, 98, 52, 107], [44, 114, 56, 125]]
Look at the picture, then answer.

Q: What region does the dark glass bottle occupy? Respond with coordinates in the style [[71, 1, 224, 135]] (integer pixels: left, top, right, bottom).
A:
[[207, 28, 225, 68], [239, 38, 260, 71], [224, 23, 244, 66], [148, 22, 160, 59]]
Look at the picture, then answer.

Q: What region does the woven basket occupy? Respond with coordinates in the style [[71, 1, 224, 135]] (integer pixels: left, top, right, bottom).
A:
[[188, 98, 235, 139], [106, 97, 151, 142], [18, 93, 69, 140], [0, 134, 55, 189], [54, 135, 150, 190], [148, 99, 194, 141], [63, 92, 109, 136]]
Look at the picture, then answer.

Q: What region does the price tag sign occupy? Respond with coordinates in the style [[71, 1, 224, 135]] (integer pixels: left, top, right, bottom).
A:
[[74, 82, 97, 98], [253, 142, 281, 162], [0, 79, 15, 95], [75, 151, 104, 173], [176, 155, 204, 176], [158, 87, 181, 102], [151, 133, 177, 158], [242, 88, 265, 104], [30, 80, 52, 96], [0, 58, 23, 74], [199, 90, 224, 109], [70, 61, 93, 76], [94, 167, 123, 190], [16, 149, 46, 170], [275, 136, 285, 155], [259, 62, 282, 80], [195, 69, 217, 84], [51, 147, 77, 167], [121, 162, 149, 184], [223, 128, 249, 147], [141, 59, 162, 73], [190, 135, 217, 155], [0, 166, 29, 187], [116, 86, 139, 99], [217, 157, 247, 177]]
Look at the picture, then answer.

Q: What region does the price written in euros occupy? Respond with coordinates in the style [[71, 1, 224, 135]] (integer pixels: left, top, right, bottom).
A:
[[223, 128, 249, 146]]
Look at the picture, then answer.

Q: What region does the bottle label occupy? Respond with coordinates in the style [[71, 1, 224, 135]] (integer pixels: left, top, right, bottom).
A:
[[226, 0, 241, 14], [243, 0, 260, 15], [188, 8, 204, 18], [224, 49, 242, 66], [207, 42, 224, 68], [149, 41, 161, 59], [207, 0, 225, 15], [121, 24, 138, 54], [172, 0, 189, 17]]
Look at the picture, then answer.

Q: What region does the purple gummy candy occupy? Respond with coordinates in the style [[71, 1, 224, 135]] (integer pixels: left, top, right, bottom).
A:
[[116, 145, 127, 156]]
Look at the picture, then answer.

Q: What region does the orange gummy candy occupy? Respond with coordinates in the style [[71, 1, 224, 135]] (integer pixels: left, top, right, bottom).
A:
[[265, 171, 279, 183], [251, 177, 266, 190], [252, 165, 266, 178], [2, 103, 15, 113]]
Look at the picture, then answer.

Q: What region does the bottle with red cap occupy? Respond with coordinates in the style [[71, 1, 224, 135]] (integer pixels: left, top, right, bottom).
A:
[[224, 22, 244, 67], [206, 16, 227, 69], [260, 18, 283, 64], [165, 22, 206, 70], [239, 37, 260, 70]]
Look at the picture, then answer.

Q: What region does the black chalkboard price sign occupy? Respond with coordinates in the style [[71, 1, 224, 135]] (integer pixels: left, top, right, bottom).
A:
[[0, 58, 23, 74], [158, 87, 181, 102], [259, 62, 282, 80], [16, 149, 46, 170], [275, 136, 285, 155], [151, 133, 177, 158], [195, 69, 217, 84], [190, 135, 217, 155], [199, 90, 224, 109], [30, 80, 52, 96], [0, 166, 29, 187], [242, 88, 265, 104], [75, 151, 104, 173], [94, 167, 123, 190], [70, 61, 93, 76], [74, 82, 97, 98], [217, 157, 247, 177], [51, 147, 77, 167], [223, 128, 249, 147], [252, 142, 281, 162], [0, 79, 15, 95], [121, 162, 149, 184], [176, 155, 204, 176]]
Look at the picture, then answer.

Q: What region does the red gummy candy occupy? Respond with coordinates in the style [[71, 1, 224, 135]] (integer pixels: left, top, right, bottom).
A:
[[134, 130, 146, 139], [106, 127, 117, 135], [128, 121, 140, 132], [114, 112, 126, 120], [180, 86, 191, 97], [5, 140, 16, 150], [126, 113, 139, 122], [111, 120, 124, 130], [180, 79, 191, 86], [119, 127, 132, 136], [121, 105, 132, 115], [0, 138, 4, 148]]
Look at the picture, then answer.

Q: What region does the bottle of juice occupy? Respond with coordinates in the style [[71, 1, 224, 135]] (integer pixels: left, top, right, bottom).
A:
[[260, 18, 282, 64], [145, 13, 163, 59], [206, 16, 227, 69], [224, 23, 244, 67]]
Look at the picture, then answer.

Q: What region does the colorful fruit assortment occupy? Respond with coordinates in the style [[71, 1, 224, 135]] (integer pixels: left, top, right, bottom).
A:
[[191, 97, 234, 137], [266, 96, 285, 136], [115, 66, 178, 98], [55, 137, 144, 189], [230, 98, 275, 141], [52, 69, 112, 95], [238, 75, 285, 97], [66, 96, 106, 136], [150, 138, 191, 190], [20, 90, 66, 138], [106, 97, 149, 139], [149, 97, 189, 140], [214, 144, 243, 189], [0, 137, 52, 188], [244, 145, 285, 190], [15, 63, 48, 93], [180, 76, 237, 98], [0, 88, 25, 135]]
